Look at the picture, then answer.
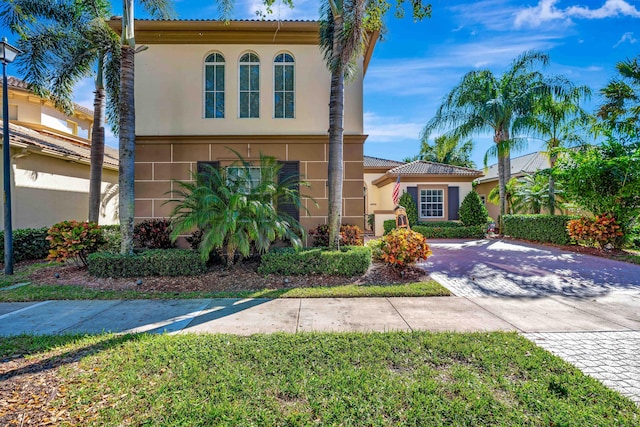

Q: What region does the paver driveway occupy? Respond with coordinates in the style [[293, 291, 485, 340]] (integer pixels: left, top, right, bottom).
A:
[[423, 238, 640, 298], [423, 238, 640, 404]]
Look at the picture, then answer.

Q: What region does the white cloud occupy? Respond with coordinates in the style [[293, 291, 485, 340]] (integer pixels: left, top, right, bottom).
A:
[[363, 112, 424, 143], [613, 31, 638, 47], [515, 0, 640, 28]]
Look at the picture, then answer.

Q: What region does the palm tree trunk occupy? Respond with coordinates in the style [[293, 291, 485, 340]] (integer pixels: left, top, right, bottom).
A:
[[119, 44, 135, 254], [88, 58, 106, 223], [327, 14, 345, 251], [548, 153, 557, 215]]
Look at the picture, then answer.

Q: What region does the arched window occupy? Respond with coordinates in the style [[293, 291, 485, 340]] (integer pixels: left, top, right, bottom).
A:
[[274, 53, 294, 118], [204, 52, 225, 118], [239, 52, 260, 118]]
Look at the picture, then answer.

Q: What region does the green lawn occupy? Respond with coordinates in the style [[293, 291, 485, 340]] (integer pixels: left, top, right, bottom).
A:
[[2, 332, 637, 426]]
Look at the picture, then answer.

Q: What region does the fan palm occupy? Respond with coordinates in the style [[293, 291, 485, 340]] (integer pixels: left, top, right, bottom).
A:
[[0, 0, 121, 223], [169, 153, 307, 267], [423, 50, 555, 225]]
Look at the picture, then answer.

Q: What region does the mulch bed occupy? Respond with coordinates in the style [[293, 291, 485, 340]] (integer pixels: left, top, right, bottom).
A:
[[24, 259, 428, 294]]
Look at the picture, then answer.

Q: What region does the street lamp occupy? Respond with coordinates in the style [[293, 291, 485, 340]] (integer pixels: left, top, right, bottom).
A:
[[1, 37, 21, 275]]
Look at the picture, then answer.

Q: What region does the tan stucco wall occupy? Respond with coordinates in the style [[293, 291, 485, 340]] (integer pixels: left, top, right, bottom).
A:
[[41, 105, 91, 139], [0, 146, 119, 229], [134, 44, 364, 136], [135, 136, 365, 244], [475, 180, 499, 220]]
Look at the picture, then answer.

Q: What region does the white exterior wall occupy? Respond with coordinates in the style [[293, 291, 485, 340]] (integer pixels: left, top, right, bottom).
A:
[[135, 44, 364, 136]]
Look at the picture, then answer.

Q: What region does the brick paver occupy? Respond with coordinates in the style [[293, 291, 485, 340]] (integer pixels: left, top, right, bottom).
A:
[[525, 331, 640, 404], [424, 239, 640, 405]]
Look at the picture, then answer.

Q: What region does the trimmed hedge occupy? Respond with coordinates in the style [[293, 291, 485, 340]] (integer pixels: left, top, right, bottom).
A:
[[88, 249, 206, 278], [413, 225, 485, 239], [258, 246, 371, 276], [416, 221, 465, 228], [0, 227, 49, 262], [502, 215, 576, 245], [385, 220, 469, 235], [383, 220, 396, 235]]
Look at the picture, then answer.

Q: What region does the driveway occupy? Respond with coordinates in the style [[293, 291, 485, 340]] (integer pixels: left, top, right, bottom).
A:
[[423, 239, 640, 298]]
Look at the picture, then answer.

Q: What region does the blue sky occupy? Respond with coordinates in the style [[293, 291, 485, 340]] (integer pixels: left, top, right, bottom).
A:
[[4, 0, 640, 168]]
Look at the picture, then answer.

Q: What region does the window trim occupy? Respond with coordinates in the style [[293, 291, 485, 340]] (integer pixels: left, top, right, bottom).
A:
[[419, 187, 446, 219], [226, 165, 262, 194], [203, 52, 225, 119], [273, 52, 295, 119], [238, 51, 260, 119]]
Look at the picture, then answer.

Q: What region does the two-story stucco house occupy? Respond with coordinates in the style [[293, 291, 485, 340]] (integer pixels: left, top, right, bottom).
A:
[[108, 18, 374, 239], [0, 77, 119, 229]]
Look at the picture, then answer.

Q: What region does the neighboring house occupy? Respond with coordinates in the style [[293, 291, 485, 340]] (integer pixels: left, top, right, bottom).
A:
[[474, 151, 550, 220], [364, 155, 483, 236], [0, 77, 119, 229], [107, 19, 374, 243]]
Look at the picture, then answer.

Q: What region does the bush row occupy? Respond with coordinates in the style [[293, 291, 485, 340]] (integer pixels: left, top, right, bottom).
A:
[[412, 225, 485, 239], [502, 215, 576, 245], [0, 227, 50, 262], [258, 246, 371, 276], [88, 249, 206, 278]]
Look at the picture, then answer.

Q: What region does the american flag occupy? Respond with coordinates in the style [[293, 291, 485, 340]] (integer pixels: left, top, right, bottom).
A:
[[392, 174, 401, 205]]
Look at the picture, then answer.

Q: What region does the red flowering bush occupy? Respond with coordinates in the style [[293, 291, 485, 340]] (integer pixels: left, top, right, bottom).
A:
[[381, 228, 432, 269], [46, 220, 104, 266], [567, 214, 624, 248], [309, 224, 363, 247]]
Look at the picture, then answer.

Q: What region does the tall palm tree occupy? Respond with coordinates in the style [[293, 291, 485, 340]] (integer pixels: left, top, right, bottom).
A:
[[411, 134, 475, 168], [320, 0, 430, 249], [423, 50, 554, 225], [597, 55, 640, 139], [517, 83, 591, 214], [0, 0, 121, 223], [117, 0, 175, 254]]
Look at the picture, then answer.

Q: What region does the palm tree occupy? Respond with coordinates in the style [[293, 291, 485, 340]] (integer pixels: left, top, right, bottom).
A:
[[518, 83, 591, 214], [488, 177, 522, 215], [412, 134, 475, 168], [0, 0, 121, 223], [117, 0, 175, 254], [320, 0, 430, 249], [423, 50, 554, 227], [169, 153, 307, 266], [597, 55, 640, 139]]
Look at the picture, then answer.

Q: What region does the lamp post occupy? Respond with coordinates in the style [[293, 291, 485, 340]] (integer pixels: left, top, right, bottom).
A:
[[1, 37, 21, 275]]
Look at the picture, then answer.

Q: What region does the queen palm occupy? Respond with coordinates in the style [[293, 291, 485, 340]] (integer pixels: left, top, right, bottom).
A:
[[411, 134, 475, 168], [0, 0, 121, 223], [597, 55, 640, 138], [320, 0, 430, 249], [423, 51, 554, 226], [518, 83, 591, 214]]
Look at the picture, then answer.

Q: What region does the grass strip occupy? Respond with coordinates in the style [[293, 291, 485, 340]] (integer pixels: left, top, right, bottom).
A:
[[0, 280, 449, 302], [2, 332, 637, 426]]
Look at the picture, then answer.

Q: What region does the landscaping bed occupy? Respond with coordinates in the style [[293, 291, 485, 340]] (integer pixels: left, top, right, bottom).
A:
[[19, 258, 430, 294]]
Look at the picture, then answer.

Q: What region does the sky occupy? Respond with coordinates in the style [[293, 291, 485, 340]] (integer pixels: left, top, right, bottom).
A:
[[3, 0, 640, 168]]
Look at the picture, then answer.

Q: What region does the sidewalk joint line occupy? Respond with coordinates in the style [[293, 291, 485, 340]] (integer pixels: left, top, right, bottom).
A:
[[295, 299, 302, 333], [464, 297, 525, 333], [386, 298, 413, 332], [60, 300, 126, 333], [550, 296, 635, 331]]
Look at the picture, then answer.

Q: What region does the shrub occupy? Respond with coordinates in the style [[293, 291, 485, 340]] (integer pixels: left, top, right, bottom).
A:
[[0, 227, 49, 262], [567, 214, 624, 248], [502, 215, 576, 245], [383, 220, 396, 235], [459, 191, 489, 226], [258, 246, 371, 276], [367, 214, 375, 231], [381, 228, 432, 269], [88, 249, 206, 278], [309, 224, 363, 247], [47, 221, 104, 266], [416, 221, 465, 228], [412, 225, 485, 239], [398, 192, 418, 226], [365, 238, 384, 261], [99, 225, 121, 254], [133, 218, 174, 249]]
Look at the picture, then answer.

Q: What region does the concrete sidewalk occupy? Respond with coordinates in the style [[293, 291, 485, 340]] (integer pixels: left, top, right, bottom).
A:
[[1, 294, 639, 403], [1, 293, 638, 336]]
